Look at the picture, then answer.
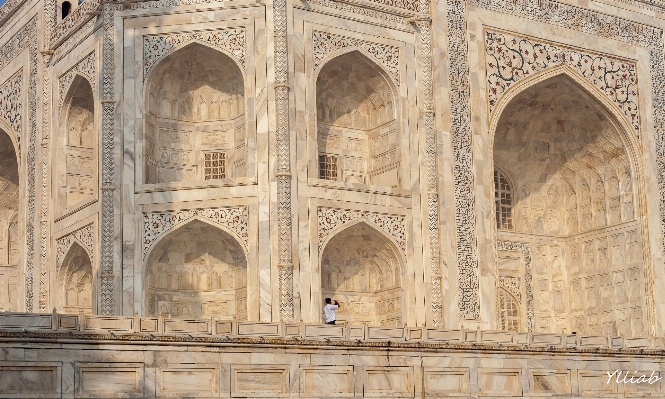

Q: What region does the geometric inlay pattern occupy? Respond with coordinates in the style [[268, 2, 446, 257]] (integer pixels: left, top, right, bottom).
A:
[[142, 207, 249, 259], [313, 31, 400, 84], [485, 30, 639, 131], [143, 29, 245, 78], [317, 207, 406, 256]]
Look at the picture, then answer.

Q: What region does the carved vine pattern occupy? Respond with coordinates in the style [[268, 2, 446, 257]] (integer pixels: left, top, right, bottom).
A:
[[313, 31, 400, 85], [497, 240, 533, 332], [142, 207, 250, 260], [56, 223, 95, 270], [0, 71, 22, 140], [485, 30, 639, 132], [59, 51, 96, 110], [448, 0, 663, 328], [143, 29, 246, 79], [317, 207, 406, 256]]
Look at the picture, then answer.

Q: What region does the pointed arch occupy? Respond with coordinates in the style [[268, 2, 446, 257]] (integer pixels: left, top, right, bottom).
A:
[[144, 219, 248, 319], [314, 46, 399, 91], [57, 242, 93, 314], [314, 49, 402, 188], [490, 63, 654, 335], [143, 43, 248, 184], [59, 74, 96, 213], [320, 221, 404, 327], [497, 287, 521, 332]]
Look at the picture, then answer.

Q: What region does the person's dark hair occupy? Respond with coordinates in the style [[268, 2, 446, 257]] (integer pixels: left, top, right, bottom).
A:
[[325, 298, 331, 304]]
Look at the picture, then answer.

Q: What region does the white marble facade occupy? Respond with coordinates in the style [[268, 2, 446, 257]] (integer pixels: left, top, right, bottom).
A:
[[0, 0, 664, 338]]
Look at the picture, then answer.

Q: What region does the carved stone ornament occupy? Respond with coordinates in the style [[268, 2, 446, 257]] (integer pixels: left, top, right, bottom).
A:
[[317, 207, 406, 256], [497, 240, 534, 332], [448, 0, 664, 325], [59, 51, 96, 110], [143, 29, 246, 79], [0, 71, 22, 140], [485, 30, 639, 131], [142, 207, 250, 259], [56, 223, 95, 270], [313, 31, 400, 85]]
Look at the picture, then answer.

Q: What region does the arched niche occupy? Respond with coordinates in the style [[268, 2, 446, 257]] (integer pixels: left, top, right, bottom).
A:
[[145, 219, 248, 319], [491, 71, 646, 336], [320, 222, 403, 326], [315, 51, 401, 188], [144, 44, 247, 185], [0, 127, 19, 311], [59, 75, 96, 212], [57, 242, 93, 314]]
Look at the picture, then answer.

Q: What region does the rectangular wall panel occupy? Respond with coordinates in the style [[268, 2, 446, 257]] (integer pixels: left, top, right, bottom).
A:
[[578, 370, 617, 396], [478, 369, 522, 397], [157, 366, 219, 398], [529, 369, 571, 395], [424, 368, 469, 397], [231, 365, 288, 397], [0, 364, 61, 398], [364, 367, 413, 398], [76, 363, 143, 398], [300, 366, 354, 397]]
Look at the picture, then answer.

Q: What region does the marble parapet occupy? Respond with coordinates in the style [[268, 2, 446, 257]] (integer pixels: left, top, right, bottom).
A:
[[0, 311, 663, 351]]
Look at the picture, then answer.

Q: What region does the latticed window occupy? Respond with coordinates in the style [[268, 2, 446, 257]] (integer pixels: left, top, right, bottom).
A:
[[498, 288, 521, 331], [204, 152, 226, 179], [494, 168, 513, 229], [319, 154, 338, 180]]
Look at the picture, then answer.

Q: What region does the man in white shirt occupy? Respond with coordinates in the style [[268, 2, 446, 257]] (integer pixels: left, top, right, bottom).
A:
[[324, 298, 340, 324]]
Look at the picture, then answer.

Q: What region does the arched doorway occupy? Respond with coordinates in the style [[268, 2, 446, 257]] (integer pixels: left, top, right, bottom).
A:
[[57, 242, 93, 314], [145, 220, 248, 319], [320, 222, 403, 326], [315, 51, 401, 188], [492, 72, 646, 336], [144, 44, 246, 184], [0, 127, 19, 311], [60, 75, 96, 212]]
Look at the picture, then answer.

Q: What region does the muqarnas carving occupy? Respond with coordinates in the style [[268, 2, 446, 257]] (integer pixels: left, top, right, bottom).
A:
[[145, 220, 247, 319], [321, 222, 403, 327], [0, 126, 19, 311], [59, 75, 96, 211], [316, 51, 402, 188], [493, 74, 644, 335], [145, 44, 247, 184]]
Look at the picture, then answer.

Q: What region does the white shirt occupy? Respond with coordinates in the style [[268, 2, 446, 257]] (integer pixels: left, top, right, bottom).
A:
[[324, 304, 339, 323]]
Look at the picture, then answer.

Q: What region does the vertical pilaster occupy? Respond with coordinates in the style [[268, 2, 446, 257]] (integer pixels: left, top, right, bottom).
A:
[[273, 0, 294, 323]]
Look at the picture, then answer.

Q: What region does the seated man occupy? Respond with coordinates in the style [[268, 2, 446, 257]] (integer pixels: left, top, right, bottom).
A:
[[324, 298, 340, 325]]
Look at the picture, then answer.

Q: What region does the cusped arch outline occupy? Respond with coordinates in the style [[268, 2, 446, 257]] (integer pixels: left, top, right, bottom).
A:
[[143, 29, 247, 83], [142, 207, 250, 261]]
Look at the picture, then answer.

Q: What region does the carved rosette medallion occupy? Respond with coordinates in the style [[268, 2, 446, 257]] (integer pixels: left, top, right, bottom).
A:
[[142, 207, 250, 260], [143, 29, 246, 79], [313, 31, 400, 85], [317, 207, 406, 256], [485, 30, 639, 132]]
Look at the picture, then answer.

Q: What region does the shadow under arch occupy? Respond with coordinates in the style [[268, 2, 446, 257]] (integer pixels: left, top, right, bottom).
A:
[[57, 241, 94, 314], [143, 42, 248, 184], [488, 64, 655, 335], [143, 218, 248, 319], [59, 74, 96, 212], [319, 219, 405, 327]]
